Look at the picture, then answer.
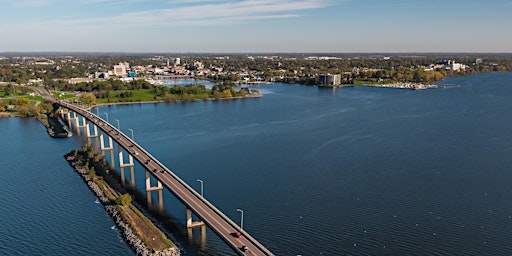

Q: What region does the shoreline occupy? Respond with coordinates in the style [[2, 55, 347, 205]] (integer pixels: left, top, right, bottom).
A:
[[93, 92, 261, 107], [320, 82, 439, 90], [64, 153, 180, 256]]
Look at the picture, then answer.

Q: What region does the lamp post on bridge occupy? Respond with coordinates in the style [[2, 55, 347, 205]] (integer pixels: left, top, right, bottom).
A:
[[237, 208, 244, 230], [128, 128, 134, 140], [115, 119, 120, 130], [95, 108, 99, 116], [103, 112, 109, 122], [197, 179, 204, 197]]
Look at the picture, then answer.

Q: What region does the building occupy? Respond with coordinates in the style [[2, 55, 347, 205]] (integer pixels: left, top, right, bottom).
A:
[[318, 74, 341, 86], [447, 60, 466, 71], [175, 58, 181, 66], [113, 62, 130, 77]]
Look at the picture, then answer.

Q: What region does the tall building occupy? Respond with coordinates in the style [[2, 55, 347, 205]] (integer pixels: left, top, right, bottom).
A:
[[113, 62, 129, 77], [175, 58, 181, 66], [318, 74, 341, 86]]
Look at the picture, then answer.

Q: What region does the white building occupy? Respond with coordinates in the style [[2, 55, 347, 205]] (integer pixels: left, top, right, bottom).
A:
[[113, 62, 129, 77], [447, 60, 466, 71]]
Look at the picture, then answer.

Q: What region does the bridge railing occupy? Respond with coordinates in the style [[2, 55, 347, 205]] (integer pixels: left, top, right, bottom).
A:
[[61, 102, 273, 256]]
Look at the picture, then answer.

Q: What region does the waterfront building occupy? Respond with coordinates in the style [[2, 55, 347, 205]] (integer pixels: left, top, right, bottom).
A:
[[447, 60, 466, 71], [318, 74, 341, 86]]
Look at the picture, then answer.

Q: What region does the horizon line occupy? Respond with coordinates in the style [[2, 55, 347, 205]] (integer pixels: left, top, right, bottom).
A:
[[2, 51, 512, 55]]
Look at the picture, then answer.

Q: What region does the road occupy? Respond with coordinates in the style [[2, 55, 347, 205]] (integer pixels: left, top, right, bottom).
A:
[[56, 100, 274, 256]]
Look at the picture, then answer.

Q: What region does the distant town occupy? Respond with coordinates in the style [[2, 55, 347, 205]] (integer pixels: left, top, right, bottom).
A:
[[2, 53, 512, 117], [2, 53, 512, 88]]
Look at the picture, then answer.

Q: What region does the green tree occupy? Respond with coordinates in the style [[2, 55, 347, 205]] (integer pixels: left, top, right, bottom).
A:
[[115, 194, 132, 206], [0, 101, 6, 112], [16, 97, 30, 106], [80, 93, 96, 105]]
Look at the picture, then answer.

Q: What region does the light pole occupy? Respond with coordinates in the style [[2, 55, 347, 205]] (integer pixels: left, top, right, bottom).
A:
[[197, 179, 204, 197], [103, 112, 109, 122], [128, 128, 134, 140], [115, 119, 120, 130], [237, 209, 244, 230], [95, 108, 99, 116]]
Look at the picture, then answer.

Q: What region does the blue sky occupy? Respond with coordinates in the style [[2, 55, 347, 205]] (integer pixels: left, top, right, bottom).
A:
[[0, 0, 511, 53]]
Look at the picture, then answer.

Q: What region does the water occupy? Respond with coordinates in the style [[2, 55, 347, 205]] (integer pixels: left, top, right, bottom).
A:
[[160, 79, 216, 89], [0, 118, 133, 255], [2, 72, 512, 255]]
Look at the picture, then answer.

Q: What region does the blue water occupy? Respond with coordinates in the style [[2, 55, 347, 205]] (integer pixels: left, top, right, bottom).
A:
[[2, 72, 512, 255], [161, 79, 216, 89], [0, 118, 133, 255]]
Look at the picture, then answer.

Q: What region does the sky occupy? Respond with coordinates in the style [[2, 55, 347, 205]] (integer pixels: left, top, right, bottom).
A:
[[0, 0, 511, 53]]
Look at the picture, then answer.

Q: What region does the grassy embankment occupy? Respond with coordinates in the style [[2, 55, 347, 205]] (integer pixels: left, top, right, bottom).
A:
[[94, 88, 258, 104], [0, 85, 50, 118], [70, 144, 174, 252], [96, 89, 156, 104]]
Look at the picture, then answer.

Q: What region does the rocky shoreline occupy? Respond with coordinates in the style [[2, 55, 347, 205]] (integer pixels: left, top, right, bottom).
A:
[[65, 154, 180, 256], [363, 82, 438, 90]]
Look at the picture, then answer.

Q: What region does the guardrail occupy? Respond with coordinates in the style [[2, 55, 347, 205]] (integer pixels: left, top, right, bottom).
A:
[[59, 101, 273, 256]]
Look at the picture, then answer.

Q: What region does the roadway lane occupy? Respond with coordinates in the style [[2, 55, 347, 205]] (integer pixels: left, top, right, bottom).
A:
[[56, 100, 274, 256]]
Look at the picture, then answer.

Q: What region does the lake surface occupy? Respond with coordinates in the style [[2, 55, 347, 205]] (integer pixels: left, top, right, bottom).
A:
[[160, 78, 216, 89], [0, 118, 133, 255], [2, 72, 512, 255]]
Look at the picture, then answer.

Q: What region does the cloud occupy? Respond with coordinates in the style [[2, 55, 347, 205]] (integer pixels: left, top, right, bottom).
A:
[[67, 0, 331, 27], [0, 0, 333, 51]]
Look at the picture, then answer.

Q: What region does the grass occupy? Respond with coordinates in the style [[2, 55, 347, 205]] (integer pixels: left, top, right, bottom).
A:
[[77, 149, 175, 252], [96, 89, 156, 103], [53, 92, 77, 100]]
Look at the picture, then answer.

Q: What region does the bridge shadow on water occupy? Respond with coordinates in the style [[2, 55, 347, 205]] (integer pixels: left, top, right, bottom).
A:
[[72, 126, 235, 256]]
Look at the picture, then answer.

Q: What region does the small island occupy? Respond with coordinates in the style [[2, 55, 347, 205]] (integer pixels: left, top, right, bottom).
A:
[[65, 143, 180, 256]]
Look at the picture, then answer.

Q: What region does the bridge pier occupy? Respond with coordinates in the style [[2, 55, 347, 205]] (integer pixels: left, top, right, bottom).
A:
[[119, 145, 135, 187], [86, 123, 98, 138], [58, 108, 69, 119], [187, 208, 206, 242], [145, 170, 163, 211], [76, 116, 88, 135], [99, 131, 115, 169], [66, 111, 78, 131]]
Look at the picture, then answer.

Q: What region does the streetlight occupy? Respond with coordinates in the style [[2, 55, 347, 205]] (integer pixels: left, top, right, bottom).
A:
[[115, 119, 120, 130], [128, 128, 134, 140], [197, 179, 204, 197], [237, 209, 244, 230], [95, 108, 99, 116], [103, 112, 109, 122]]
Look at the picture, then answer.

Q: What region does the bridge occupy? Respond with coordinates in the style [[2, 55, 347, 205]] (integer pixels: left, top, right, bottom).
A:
[[48, 97, 273, 256]]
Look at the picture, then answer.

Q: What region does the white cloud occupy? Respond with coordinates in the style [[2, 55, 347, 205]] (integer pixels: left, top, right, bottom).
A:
[[69, 0, 331, 27], [0, 0, 334, 52]]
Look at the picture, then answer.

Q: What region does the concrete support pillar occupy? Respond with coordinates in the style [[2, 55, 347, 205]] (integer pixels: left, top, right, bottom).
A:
[[119, 145, 135, 187], [86, 123, 98, 138], [145, 170, 163, 211], [67, 111, 77, 130], [187, 208, 206, 241], [99, 130, 115, 169], [59, 108, 68, 119], [76, 116, 87, 135]]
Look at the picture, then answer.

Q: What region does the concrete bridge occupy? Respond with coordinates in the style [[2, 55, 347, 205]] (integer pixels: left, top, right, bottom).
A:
[[54, 100, 274, 256]]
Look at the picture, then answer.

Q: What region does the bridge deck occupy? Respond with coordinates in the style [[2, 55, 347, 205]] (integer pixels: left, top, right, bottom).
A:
[[57, 100, 274, 256]]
